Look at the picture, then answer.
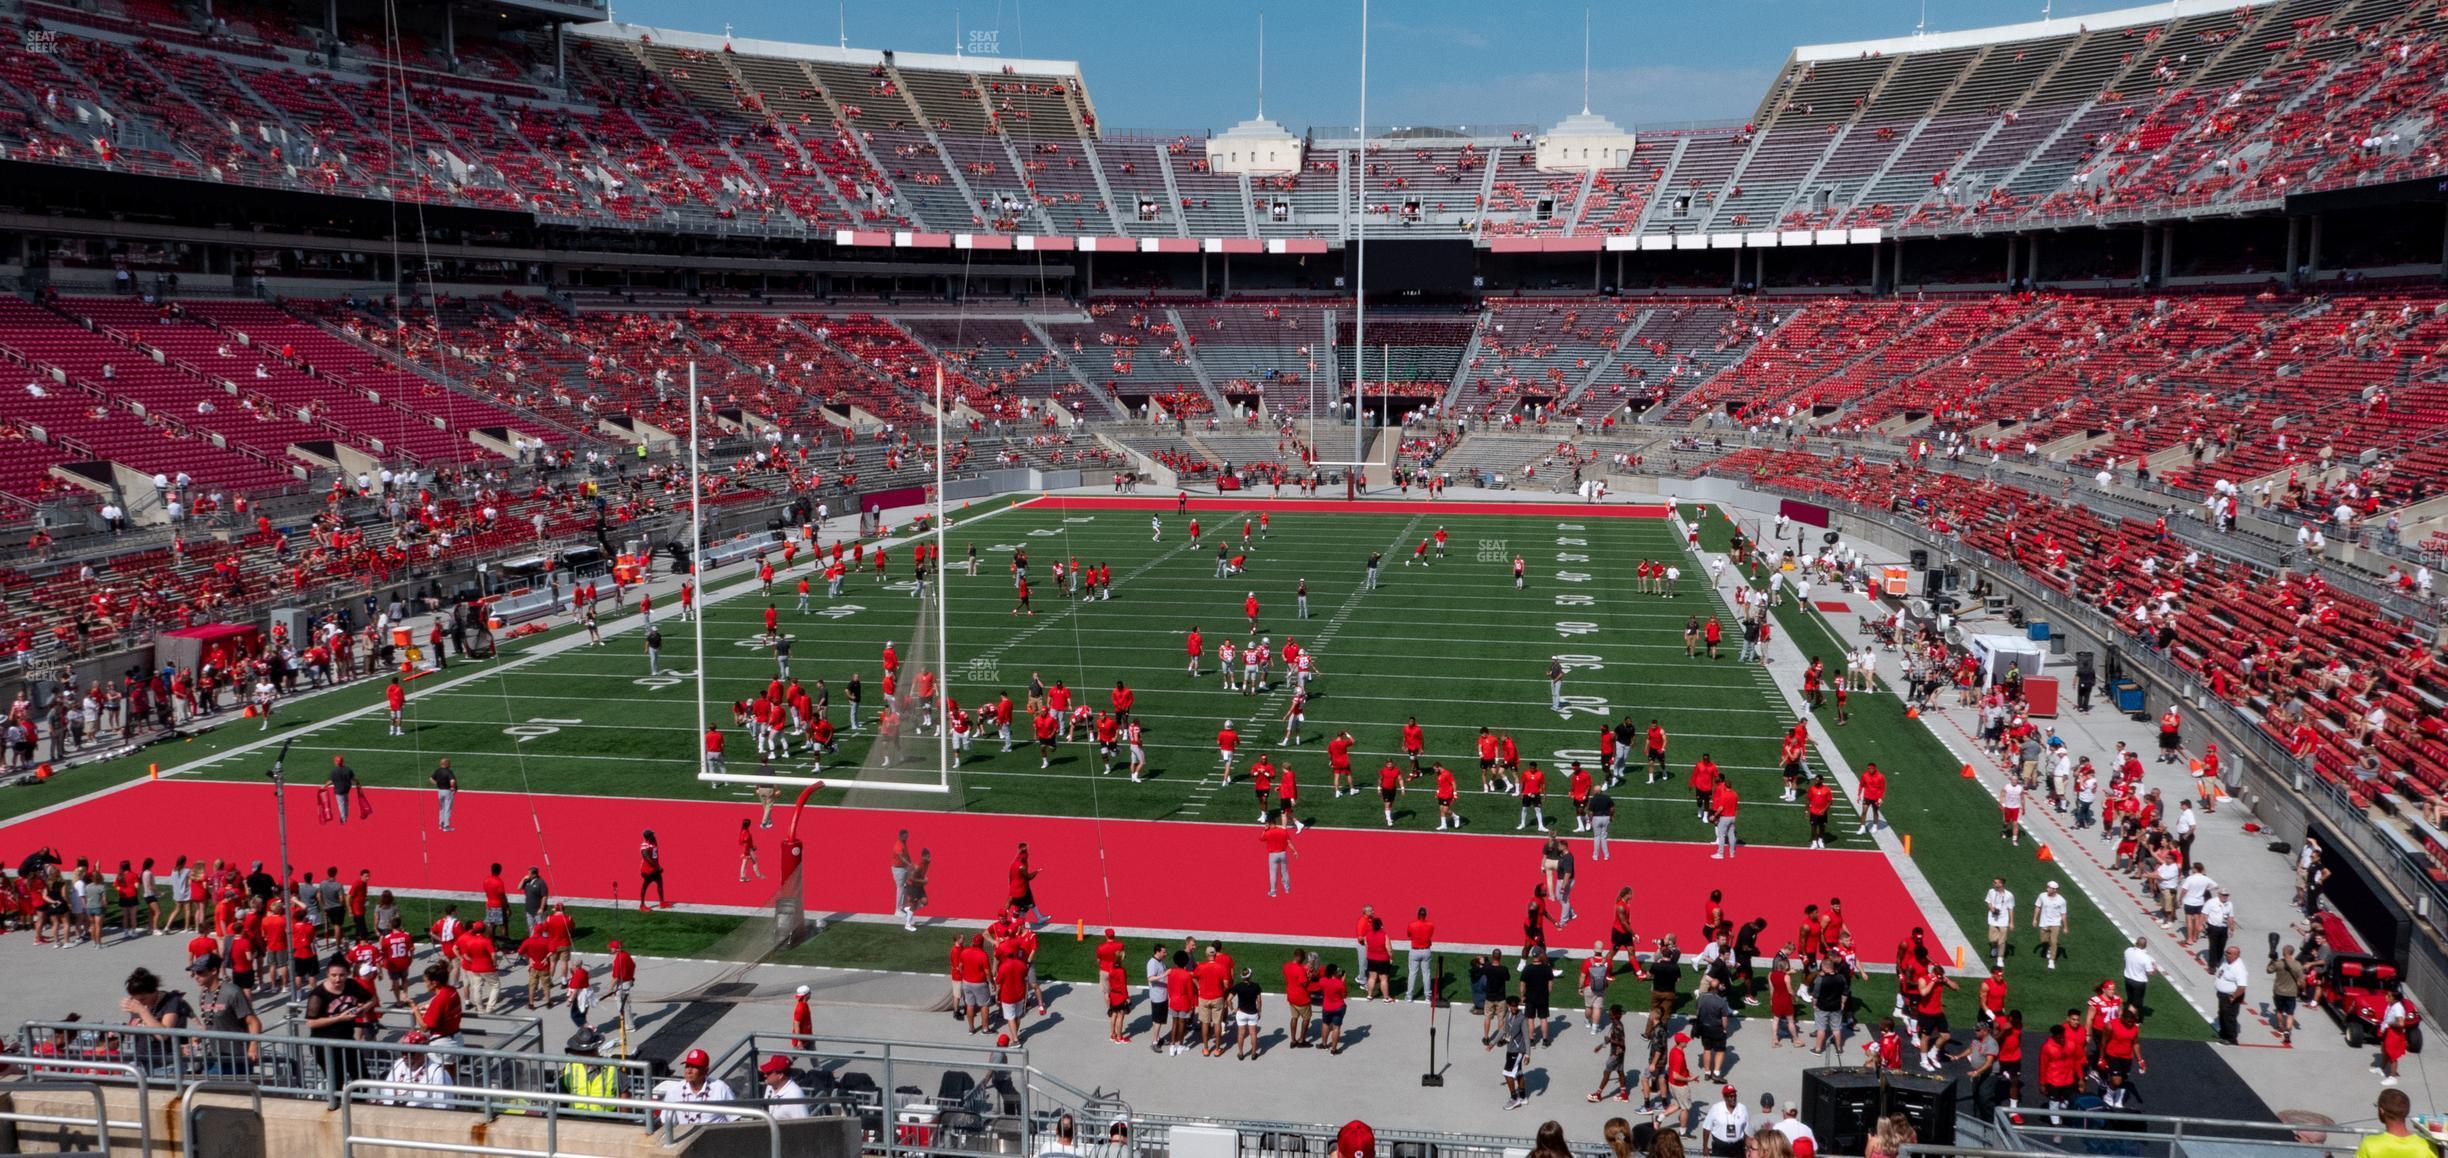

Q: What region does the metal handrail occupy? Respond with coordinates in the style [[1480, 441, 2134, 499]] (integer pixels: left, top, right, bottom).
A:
[[0, 1057, 152, 1157], [338, 1080, 785, 1158], [179, 1079, 262, 1158], [0, 1081, 118, 1158], [17, 1020, 653, 1119]]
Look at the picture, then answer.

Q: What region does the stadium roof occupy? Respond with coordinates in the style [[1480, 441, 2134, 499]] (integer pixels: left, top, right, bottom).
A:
[[1792, 0, 2276, 63]]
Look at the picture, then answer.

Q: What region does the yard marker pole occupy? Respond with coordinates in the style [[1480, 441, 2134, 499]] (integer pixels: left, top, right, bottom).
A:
[[689, 363, 707, 782]]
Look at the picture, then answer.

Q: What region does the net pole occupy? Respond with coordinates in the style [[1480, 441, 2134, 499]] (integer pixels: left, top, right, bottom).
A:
[[1352, 0, 1368, 470], [689, 362, 707, 781]]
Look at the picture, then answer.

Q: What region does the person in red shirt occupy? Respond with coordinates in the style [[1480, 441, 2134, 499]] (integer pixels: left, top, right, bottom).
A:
[[1327, 730, 1356, 796], [2097, 1006, 2144, 1108], [1033, 708, 1060, 769], [638, 831, 667, 910], [737, 819, 765, 883], [1260, 820, 1297, 896], [1353, 761, 1391, 828], [2038, 1023, 2082, 1116], [995, 952, 1031, 1035], [457, 924, 501, 1014], [1806, 775, 1836, 849], [1402, 717, 1426, 775], [1193, 947, 1231, 1056], [1710, 780, 1741, 859], [1185, 627, 1204, 677], [1007, 844, 1046, 926], [1568, 763, 1594, 832], [385, 677, 407, 737], [518, 927, 553, 1010], [1317, 961, 1350, 1054], [1857, 763, 1888, 834], [1110, 681, 1136, 725], [481, 866, 510, 939], [1690, 756, 1720, 821], [1282, 953, 1316, 1047], [378, 919, 416, 1005], [1434, 764, 1462, 830], [1243, 592, 1261, 634], [1103, 956, 1132, 1044], [1645, 720, 1670, 783], [1703, 616, 1723, 660], [1276, 762, 1302, 828], [1516, 761, 1548, 832], [958, 935, 994, 1034], [1216, 720, 1241, 779], [417, 963, 464, 1047], [791, 983, 814, 1049], [1476, 727, 1503, 793]]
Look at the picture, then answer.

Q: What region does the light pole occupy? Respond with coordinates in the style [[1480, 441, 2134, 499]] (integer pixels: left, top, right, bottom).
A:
[[264, 739, 294, 908]]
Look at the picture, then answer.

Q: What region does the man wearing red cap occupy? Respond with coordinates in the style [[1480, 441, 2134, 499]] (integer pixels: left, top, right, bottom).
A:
[[609, 940, 637, 1028], [1334, 1120, 1375, 1158], [757, 1055, 810, 1119], [652, 1048, 736, 1126]]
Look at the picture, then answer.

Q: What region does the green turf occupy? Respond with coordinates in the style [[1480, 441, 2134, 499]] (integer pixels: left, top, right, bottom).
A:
[[1698, 512, 2210, 1039], [156, 502, 1863, 845]]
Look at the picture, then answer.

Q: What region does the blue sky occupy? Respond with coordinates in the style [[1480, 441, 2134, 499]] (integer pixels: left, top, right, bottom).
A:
[[606, 0, 2149, 130]]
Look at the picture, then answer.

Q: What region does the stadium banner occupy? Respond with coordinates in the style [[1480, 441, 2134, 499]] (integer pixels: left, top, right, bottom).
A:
[[855, 484, 929, 520], [1777, 498, 1830, 528]]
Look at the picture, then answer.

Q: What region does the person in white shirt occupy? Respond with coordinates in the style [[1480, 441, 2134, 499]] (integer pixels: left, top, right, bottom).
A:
[[2201, 887, 2237, 966], [2032, 881, 2069, 969], [1771, 1105, 1818, 1156], [653, 1048, 737, 1126], [2178, 864, 2216, 946], [2122, 937, 2159, 1011], [2211, 945, 2249, 1044], [379, 1032, 454, 1105], [756, 1056, 810, 1119], [1699, 1085, 1750, 1157], [1983, 879, 2016, 969]]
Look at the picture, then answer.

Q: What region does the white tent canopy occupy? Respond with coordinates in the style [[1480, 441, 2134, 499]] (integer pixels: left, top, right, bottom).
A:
[[1966, 632, 2045, 684]]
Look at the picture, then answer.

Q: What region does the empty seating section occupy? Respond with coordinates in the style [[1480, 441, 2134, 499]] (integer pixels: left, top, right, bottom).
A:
[[1166, 140, 1254, 237], [1481, 147, 1583, 237], [903, 318, 1095, 417], [1570, 139, 1673, 235], [801, 315, 966, 425], [1177, 303, 1330, 417], [1019, 138, 1121, 234], [0, 297, 308, 493], [1468, 299, 1636, 417], [1336, 309, 1474, 399], [1611, 298, 1777, 419], [1096, 138, 1183, 237], [1254, 152, 1347, 239], [1039, 309, 1202, 414], [1641, 131, 1745, 235], [1710, 53, 1888, 231], [1353, 142, 1486, 237]]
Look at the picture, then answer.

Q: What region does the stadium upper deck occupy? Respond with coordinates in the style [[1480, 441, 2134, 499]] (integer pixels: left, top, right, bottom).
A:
[[3, 0, 2441, 247]]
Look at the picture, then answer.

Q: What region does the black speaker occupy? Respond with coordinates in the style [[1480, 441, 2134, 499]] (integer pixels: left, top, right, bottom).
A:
[[1923, 569, 1946, 597], [1799, 1068, 1957, 1156], [1908, 548, 1930, 571], [2105, 643, 2125, 683], [2076, 651, 2097, 681]]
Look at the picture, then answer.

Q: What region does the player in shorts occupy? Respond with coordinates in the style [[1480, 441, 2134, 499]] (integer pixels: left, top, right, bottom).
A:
[[1127, 720, 1148, 782]]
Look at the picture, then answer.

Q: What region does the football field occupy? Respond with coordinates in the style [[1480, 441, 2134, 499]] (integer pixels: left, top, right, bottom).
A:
[[188, 495, 1859, 842]]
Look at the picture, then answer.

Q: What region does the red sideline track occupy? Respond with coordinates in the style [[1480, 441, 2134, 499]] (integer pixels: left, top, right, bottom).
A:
[[1026, 495, 1673, 519], [0, 781, 1935, 963]]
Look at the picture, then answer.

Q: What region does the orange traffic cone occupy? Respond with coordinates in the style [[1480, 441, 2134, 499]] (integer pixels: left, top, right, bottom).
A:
[[1960, 763, 1977, 779], [2036, 843, 2055, 862], [1905, 706, 1920, 719]]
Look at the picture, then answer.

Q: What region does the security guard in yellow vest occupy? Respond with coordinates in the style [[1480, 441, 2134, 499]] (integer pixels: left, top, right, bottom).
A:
[[561, 1028, 621, 1112]]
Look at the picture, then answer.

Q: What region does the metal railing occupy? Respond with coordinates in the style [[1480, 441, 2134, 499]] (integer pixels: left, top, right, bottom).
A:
[[0, 1057, 152, 1157], [337, 1081, 789, 1158], [709, 1031, 1130, 1158], [179, 1080, 263, 1158], [1120, 1112, 1619, 1158], [1965, 1102, 2379, 1155], [17, 1020, 654, 1120]]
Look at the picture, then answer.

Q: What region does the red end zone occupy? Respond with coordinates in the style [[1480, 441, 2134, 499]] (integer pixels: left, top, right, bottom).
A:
[[1027, 495, 1674, 519], [0, 780, 1938, 965]]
